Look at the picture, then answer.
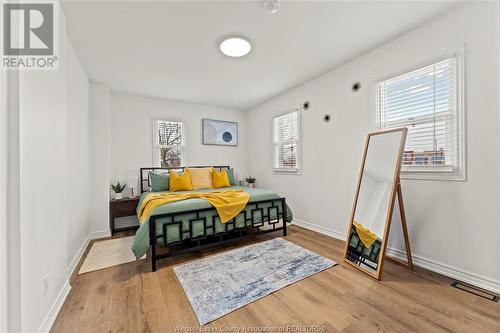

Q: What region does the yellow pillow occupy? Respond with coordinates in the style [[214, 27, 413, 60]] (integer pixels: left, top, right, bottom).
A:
[[212, 169, 230, 188], [169, 169, 193, 192], [187, 167, 213, 190]]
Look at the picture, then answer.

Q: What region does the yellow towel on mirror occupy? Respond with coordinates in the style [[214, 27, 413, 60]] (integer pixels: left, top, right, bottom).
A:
[[353, 221, 378, 248], [138, 190, 250, 224]]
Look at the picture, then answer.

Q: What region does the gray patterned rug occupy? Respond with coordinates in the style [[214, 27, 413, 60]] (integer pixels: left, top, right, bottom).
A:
[[173, 238, 336, 325]]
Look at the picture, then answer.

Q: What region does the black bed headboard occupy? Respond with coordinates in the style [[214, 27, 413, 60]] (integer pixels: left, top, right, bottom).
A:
[[140, 165, 230, 193]]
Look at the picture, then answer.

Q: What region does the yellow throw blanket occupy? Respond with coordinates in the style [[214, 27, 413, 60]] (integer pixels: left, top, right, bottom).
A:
[[353, 221, 378, 248], [138, 190, 250, 224]]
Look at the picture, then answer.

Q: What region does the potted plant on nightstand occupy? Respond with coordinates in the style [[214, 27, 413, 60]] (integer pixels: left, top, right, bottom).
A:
[[245, 177, 256, 188], [111, 182, 126, 200]]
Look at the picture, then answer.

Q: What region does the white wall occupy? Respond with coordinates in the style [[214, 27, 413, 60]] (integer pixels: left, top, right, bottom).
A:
[[19, 38, 68, 333], [247, 2, 500, 290], [110, 93, 249, 194], [497, 0, 500, 293], [3, 70, 22, 332], [0, 68, 7, 333], [12, 8, 92, 331], [89, 82, 112, 235], [65, 40, 90, 270]]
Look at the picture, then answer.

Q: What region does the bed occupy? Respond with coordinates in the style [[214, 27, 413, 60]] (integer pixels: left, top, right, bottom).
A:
[[133, 166, 293, 271]]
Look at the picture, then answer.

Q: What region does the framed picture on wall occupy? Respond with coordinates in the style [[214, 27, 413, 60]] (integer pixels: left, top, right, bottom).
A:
[[202, 119, 238, 146]]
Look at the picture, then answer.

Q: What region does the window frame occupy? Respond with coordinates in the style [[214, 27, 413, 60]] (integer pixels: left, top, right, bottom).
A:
[[152, 119, 186, 167], [372, 52, 466, 181], [272, 109, 302, 174]]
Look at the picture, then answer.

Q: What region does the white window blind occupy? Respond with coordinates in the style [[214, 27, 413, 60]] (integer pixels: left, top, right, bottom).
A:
[[154, 120, 184, 168], [375, 56, 464, 179], [273, 110, 300, 172]]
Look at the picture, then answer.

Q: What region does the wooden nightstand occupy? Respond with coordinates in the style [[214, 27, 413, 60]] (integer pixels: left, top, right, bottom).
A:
[[109, 197, 140, 235]]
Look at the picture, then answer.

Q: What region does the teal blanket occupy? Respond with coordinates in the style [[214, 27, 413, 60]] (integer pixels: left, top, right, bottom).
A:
[[131, 186, 293, 259]]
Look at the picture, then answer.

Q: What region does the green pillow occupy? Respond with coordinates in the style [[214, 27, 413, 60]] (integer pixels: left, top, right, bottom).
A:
[[150, 172, 169, 192], [227, 168, 237, 186]]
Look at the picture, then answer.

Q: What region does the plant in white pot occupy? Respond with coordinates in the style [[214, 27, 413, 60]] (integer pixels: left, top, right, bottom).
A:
[[111, 182, 126, 200], [245, 177, 256, 188]]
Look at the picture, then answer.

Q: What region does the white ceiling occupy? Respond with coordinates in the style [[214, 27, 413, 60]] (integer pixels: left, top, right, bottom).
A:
[[62, 1, 463, 111]]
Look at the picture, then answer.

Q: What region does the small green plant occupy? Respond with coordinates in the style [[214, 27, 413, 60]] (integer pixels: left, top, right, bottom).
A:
[[245, 177, 256, 184], [111, 181, 126, 193]]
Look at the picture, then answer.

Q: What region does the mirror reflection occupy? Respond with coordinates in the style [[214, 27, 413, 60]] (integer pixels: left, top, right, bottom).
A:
[[346, 130, 405, 273]]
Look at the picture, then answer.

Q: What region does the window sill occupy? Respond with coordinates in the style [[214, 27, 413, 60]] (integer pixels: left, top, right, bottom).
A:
[[273, 168, 301, 175], [400, 169, 465, 181]]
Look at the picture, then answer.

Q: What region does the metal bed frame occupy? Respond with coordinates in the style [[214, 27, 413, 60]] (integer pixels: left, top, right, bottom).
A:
[[140, 166, 288, 271]]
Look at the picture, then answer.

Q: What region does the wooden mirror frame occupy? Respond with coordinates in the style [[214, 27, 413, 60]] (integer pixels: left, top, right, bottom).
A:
[[343, 127, 411, 280]]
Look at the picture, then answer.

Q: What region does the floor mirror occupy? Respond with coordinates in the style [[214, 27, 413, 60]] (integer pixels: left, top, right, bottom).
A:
[[343, 128, 413, 280]]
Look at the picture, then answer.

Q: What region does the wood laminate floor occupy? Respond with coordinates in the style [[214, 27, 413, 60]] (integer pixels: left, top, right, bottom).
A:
[[52, 226, 499, 333]]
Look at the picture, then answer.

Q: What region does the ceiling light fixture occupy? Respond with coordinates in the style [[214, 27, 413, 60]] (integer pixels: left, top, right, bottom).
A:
[[219, 36, 252, 58], [263, 0, 280, 14]]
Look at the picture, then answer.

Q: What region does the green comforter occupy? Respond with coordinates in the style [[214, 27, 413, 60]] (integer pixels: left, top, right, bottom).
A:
[[131, 186, 293, 258]]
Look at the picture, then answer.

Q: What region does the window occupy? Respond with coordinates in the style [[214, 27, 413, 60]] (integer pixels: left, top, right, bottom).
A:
[[154, 120, 184, 167], [375, 56, 464, 180], [273, 110, 300, 173]]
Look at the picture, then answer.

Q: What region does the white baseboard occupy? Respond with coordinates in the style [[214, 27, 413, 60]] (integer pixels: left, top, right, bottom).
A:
[[37, 280, 71, 333], [67, 235, 90, 277], [294, 219, 500, 294], [67, 230, 111, 277], [386, 247, 500, 294], [89, 229, 111, 240], [294, 219, 347, 240], [40, 229, 111, 333]]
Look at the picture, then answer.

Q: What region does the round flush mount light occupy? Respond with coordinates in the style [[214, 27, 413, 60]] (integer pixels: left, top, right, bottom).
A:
[[219, 36, 252, 58], [263, 0, 280, 14]]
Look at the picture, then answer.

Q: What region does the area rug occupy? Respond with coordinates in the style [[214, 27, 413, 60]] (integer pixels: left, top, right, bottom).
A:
[[79, 236, 145, 274], [173, 238, 336, 325]]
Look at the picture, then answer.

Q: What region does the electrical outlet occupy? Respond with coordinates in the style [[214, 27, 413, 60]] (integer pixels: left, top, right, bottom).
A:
[[43, 274, 50, 296]]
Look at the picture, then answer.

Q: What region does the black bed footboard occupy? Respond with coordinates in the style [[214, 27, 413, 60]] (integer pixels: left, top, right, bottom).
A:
[[148, 197, 288, 271]]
